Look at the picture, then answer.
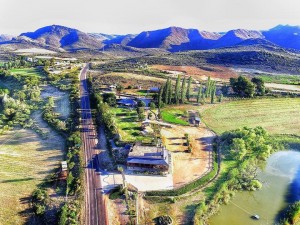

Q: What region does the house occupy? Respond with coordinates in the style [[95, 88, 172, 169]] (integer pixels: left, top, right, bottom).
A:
[[127, 143, 170, 173], [149, 87, 160, 93], [117, 98, 137, 108]]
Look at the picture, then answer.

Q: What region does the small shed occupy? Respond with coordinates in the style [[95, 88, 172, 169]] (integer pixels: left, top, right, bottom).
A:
[[149, 87, 160, 93], [61, 161, 68, 171], [195, 117, 201, 126]]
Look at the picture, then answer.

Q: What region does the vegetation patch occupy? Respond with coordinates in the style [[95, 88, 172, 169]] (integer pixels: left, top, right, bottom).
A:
[[0, 129, 63, 225], [160, 108, 189, 126], [201, 98, 300, 135]]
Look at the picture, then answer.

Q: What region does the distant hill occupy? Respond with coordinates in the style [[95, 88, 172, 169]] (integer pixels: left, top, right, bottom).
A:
[[20, 25, 103, 50], [0, 34, 14, 42], [2, 24, 300, 54], [213, 29, 265, 48], [263, 25, 300, 50], [127, 26, 221, 52]]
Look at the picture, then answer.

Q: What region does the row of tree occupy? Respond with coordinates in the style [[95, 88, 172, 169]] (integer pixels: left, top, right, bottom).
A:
[[158, 75, 219, 107]]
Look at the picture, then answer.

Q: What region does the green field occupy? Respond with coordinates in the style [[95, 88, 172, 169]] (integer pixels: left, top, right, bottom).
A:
[[161, 108, 189, 126], [256, 74, 300, 85], [111, 107, 152, 143], [0, 129, 64, 225], [201, 98, 300, 135], [9, 68, 43, 78]]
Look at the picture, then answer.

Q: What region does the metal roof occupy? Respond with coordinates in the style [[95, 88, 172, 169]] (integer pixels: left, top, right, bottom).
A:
[[127, 157, 168, 166]]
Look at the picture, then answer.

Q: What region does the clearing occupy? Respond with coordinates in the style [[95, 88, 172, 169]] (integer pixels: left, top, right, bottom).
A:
[[9, 68, 43, 78], [41, 85, 70, 119], [160, 108, 189, 126], [201, 98, 300, 135], [150, 65, 238, 81], [161, 125, 214, 187], [0, 128, 64, 225], [110, 107, 153, 144]]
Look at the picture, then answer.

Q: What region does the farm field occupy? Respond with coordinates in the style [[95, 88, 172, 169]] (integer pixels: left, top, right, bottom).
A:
[[9, 68, 43, 78], [160, 108, 189, 125], [110, 107, 152, 143], [0, 128, 64, 225], [201, 98, 300, 135], [150, 64, 238, 81]]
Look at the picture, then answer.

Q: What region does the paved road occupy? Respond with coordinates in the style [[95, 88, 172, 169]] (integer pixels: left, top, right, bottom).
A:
[[79, 64, 108, 225]]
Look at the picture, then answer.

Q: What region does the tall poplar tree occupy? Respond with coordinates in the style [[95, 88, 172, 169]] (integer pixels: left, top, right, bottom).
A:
[[186, 76, 192, 101]]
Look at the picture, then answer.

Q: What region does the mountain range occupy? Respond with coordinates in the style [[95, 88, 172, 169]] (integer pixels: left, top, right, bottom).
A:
[[1, 24, 300, 53]]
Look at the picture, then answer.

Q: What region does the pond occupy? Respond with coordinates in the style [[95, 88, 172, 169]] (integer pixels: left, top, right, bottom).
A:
[[210, 150, 300, 225]]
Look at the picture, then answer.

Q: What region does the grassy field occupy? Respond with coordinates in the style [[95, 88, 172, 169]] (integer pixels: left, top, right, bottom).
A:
[[201, 98, 300, 135], [111, 107, 152, 143], [0, 129, 64, 225], [256, 74, 300, 85], [161, 108, 189, 126], [9, 68, 43, 78]]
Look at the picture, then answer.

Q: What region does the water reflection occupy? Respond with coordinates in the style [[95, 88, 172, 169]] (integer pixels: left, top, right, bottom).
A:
[[210, 151, 300, 225]]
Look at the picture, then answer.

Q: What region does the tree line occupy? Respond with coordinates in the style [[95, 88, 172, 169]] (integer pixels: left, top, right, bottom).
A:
[[158, 75, 219, 108]]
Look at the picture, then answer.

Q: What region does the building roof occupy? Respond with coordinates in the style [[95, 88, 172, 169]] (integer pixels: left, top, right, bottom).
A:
[[127, 157, 168, 166], [117, 98, 137, 106], [149, 87, 160, 92], [129, 144, 163, 158]]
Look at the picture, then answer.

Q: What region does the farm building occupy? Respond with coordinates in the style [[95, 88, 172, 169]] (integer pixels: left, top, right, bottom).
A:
[[127, 143, 170, 173], [149, 87, 160, 93]]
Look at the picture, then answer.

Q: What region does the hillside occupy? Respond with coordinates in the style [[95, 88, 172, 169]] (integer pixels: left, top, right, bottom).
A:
[[2, 24, 300, 55], [0, 34, 14, 42], [213, 29, 265, 48], [127, 26, 221, 51], [96, 44, 300, 75], [263, 25, 300, 50], [20, 25, 103, 50]]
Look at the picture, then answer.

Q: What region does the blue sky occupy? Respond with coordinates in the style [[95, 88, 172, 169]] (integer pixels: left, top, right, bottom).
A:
[[0, 0, 299, 35]]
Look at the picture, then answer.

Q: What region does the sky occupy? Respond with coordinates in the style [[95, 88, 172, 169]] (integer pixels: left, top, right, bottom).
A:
[[1, 0, 300, 35]]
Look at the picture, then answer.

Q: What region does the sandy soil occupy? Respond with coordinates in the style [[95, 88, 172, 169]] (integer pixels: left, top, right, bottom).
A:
[[161, 125, 215, 187], [151, 65, 238, 81], [265, 83, 300, 92], [13, 48, 56, 54]]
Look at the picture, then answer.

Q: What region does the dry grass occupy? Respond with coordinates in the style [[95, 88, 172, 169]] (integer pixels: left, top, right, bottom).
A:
[[201, 98, 300, 135], [161, 125, 214, 187], [0, 129, 64, 225], [150, 65, 238, 81]]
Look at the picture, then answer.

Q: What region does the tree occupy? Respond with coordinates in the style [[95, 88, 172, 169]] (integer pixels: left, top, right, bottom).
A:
[[102, 93, 116, 106], [158, 86, 163, 108], [116, 84, 124, 96], [137, 107, 145, 121], [163, 78, 170, 104], [210, 84, 216, 104], [230, 76, 255, 97], [230, 138, 247, 160], [218, 93, 223, 102], [180, 76, 187, 103], [174, 75, 181, 104], [251, 77, 265, 96], [167, 79, 172, 104], [197, 85, 202, 103], [186, 76, 192, 101], [149, 102, 156, 110], [205, 76, 211, 98]]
